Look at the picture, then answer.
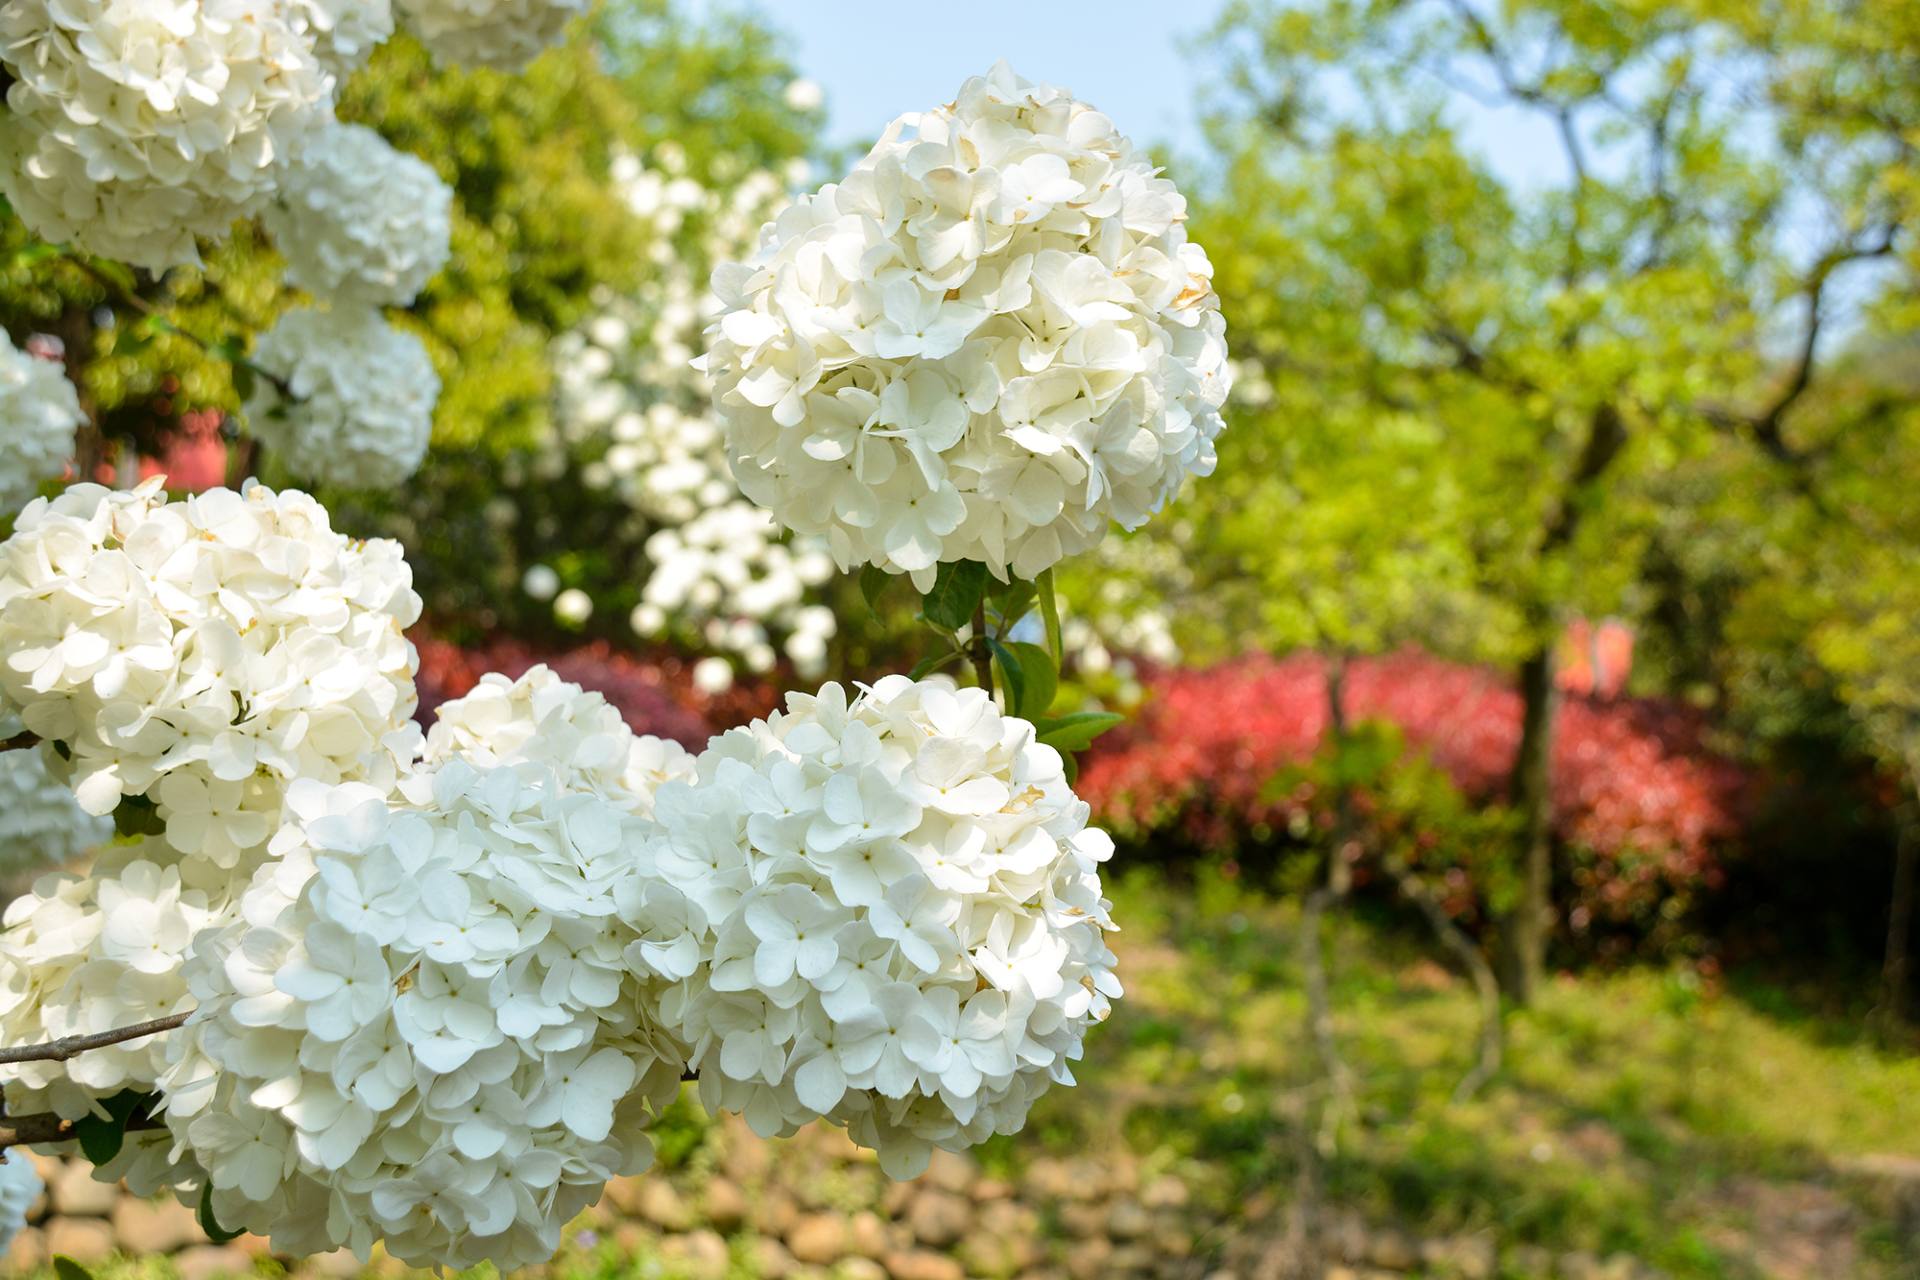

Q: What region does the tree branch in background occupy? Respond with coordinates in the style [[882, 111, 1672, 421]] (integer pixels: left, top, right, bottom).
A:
[[0, 1107, 165, 1154], [0, 732, 39, 753], [1388, 857, 1503, 1101], [58, 254, 296, 401], [0, 1012, 191, 1067]]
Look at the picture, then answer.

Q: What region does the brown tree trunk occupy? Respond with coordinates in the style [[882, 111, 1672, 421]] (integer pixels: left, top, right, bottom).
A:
[[1881, 771, 1919, 1026], [1501, 645, 1559, 1004]]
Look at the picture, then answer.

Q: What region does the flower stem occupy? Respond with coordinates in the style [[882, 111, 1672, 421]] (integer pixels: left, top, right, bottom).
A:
[[969, 602, 995, 698]]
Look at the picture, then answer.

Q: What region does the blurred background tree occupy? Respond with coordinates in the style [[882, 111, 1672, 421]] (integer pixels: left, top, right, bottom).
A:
[[1145, 0, 1920, 1002]]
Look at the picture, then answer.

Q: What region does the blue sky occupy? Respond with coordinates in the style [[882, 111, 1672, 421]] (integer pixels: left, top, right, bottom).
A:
[[695, 0, 1571, 189]]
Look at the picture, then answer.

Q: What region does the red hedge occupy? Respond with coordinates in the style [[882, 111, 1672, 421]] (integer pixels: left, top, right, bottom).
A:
[[1078, 651, 1753, 933]]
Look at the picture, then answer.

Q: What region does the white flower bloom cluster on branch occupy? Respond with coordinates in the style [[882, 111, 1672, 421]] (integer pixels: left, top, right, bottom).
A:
[[548, 158, 838, 677], [702, 61, 1231, 590], [265, 121, 454, 307], [289, 0, 395, 76], [247, 307, 441, 488], [0, 0, 333, 271], [0, 480, 421, 1122], [160, 667, 696, 1266], [0, 331, 83, 514], [649, 676, 1122, 1178], [394, 0, 588, 70]]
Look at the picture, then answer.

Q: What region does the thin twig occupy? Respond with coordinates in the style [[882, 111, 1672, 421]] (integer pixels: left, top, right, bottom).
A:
[[59, 255, 295, 400], [0, 1011, 191, 1067], [0, 1109, 166, 1154], [1387, 859, 1503, 1101], [968, 601, 995, 698], [0, 733, 38, 753]]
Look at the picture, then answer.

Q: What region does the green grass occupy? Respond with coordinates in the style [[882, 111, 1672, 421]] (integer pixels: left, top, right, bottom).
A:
[[998, 863, 1920, 1278]]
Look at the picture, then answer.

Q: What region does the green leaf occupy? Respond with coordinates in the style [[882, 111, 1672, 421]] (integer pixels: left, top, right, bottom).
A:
[[907, 649, 962, 681], [53, 1256, 95, 1280], [1037, 569, 1063, 662], [858, 565, 894, 617], [230, 362, 256, 403], [198, 1187, 246, 1245], [111, 795, 166, 839], [72, 1089, 151, 1166], [990, 640, 1058, 721], [919, 561, 989, 632], [1033, 711, 1125, 754]]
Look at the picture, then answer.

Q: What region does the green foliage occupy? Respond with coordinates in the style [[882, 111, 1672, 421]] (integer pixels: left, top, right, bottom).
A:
[[70, 1089, 154, 1166]]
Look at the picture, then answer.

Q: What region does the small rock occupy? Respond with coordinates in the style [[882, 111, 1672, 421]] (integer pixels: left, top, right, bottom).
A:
[[905, 1189, 971, 1247], [753, 1189, 802, 1237], [112, 1195, 200, 1254], [847, 1210, 889, 1259], [922, 1149, 975, 1195], [750, 1238, 798, 1279], [1108, 1198, 1152, 1241], [881, 1181, 917, 1218], [704, 1177, 749, 1231], [1201, 1271, 1238, 1280], [43, 1216, 114, 1264], [1366, 1229, 1418, 1270], [611, 1222, 649, 1254], [1057, 1201, 1106, 1238], [638, 1179, 694, 1231], [1141, 1176, 1190, 1210], [49, 1165, 119, 1218], [660, 1228, 730, 1280], [789, 1214, 849, 1265], [1063, 1237, 1115, 1280], [840, 1260, 887, 1280], [174, 1244, 253, 1280], [882, 1249, 964, 1280], [4, 1225, 46, 1272], [970, 1177, 1014, 1202], [721, 1116, 772, 1182], [1022, 1157, 1076, 1200]]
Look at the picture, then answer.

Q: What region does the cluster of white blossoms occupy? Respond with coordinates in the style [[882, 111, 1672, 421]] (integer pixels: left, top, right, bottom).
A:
[[702, 61, 1231, 590], [0, 331, 83, 514], [421, 665, 695, 813], [548, 157, 839, 677], [247, 307, 441, 488], [0, 739, 114, 878], [163, 670, 697, 1268], [0, 1151, 40, 1253], [289, 0, 394, 76], [647, 676, 1122, 1178], [0, 479, 422, 1121], [0, 842, 228, 1121], [264, 120, 454, 307], [393, 0, 588, 70], [0, 0, 333, 270]]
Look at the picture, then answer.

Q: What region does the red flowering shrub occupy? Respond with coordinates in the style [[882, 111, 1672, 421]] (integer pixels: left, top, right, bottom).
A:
[[1079, 650, 1753, 945], [410, 632, 780, 750]]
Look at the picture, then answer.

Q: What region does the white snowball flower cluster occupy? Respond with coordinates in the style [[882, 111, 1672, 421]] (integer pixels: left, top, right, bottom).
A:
[[0, 479, 421, 1125], [645, 676, 1122, 1178], [422, 665, 696, 815], [0, 1151, 41, 1253], [0, 741, 114, 878], [247, 306, 439, 487], [0, 478, 422, 862], [551, 159, 838, 677], [163, 758, 690, 1269], [289, 0, 395, 75], [0, 842, 229, 1122], [265, 121, 453, 307], [0, 0, 333, 271], [0, 331, 83, 514], [702, 61, 1231, 590], [394, 0, 587, 70]]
